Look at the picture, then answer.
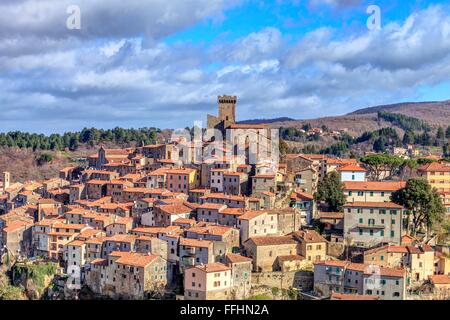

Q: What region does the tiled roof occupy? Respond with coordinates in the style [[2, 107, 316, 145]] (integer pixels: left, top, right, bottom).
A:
[[418, 162, 450, 172], [429, 275, 450, 285], [247, 236, 296, 246], [226, 253, 253, 264], [337, 164, 367, 172], [319, 212, 344, 219], [237, 210, 266, 220], [290, 229, 327, 243], [112, 251, 159, 268], [180, 237, 213, 248], [277, 255, 305, 262], [343, 181, 406, 191], [191, 262, 231, 273]]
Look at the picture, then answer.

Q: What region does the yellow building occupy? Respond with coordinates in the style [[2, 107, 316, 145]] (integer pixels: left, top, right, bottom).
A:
[[418, 162, 450, 214]]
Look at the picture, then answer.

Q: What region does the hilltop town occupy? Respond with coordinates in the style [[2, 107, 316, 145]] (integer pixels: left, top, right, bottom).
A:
[[0, 96, 449, 301]]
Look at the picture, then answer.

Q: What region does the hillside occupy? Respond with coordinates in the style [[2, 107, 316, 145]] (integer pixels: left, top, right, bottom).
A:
[[265, 100, 450, 135]]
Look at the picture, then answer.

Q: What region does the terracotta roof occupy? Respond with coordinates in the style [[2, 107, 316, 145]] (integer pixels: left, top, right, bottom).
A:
[[319, 212, 344, 219], [326, 158, 358, 165], [198, 203, 227, 210], [173, 218, 197, 225], [166, 168, 196, 175], [291, 191, 314, 201], [67, 240, 86, 247], [226, 253, 253, 264], [112, 251, 159, 268], [343, 181, 406, 191], [180, 237, 213, 248], [290, 230, 327, 243], [418, 162, 450, 172], [187, 225, 236, 237], [247, 236, 296, 246], [337, 164, 367, 172], [429, 275, 450, 285], [191, 262, 231, 273], [2, 220, 32, 233], [344, 202, 403, 209], [277, 255, 305, 262], [364, 245, 409, 255], [237, 210, 266, 220], [220, 208, 246, 215], [157, 203, 192, 215]]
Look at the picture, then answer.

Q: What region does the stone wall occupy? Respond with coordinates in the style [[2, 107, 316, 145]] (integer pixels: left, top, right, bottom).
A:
[[251, 270, 313, 292]]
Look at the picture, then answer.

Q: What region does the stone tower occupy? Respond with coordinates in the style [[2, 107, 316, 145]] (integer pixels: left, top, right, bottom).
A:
[[218, 95, 237, 128], [2, 171, 10, 190], [207, 95, 237, 131]]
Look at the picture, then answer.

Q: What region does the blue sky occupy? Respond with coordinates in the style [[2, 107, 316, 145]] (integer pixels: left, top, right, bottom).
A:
[[0, 0, 449, 133]]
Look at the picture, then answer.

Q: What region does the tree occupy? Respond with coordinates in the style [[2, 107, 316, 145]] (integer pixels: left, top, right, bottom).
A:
[[314, 172, 346, 212], [36, 153, 53, 166], [401, 159, 418, 180], [361, 154, 405, 181], [373, 137, 387, 152], [437, 127, 445, 141], [279, 139, 289, 156], [391, 178, 446, 236], [446, 126, 450, 139], [444, 144, 450, 158], [402, 130, 415, 145]]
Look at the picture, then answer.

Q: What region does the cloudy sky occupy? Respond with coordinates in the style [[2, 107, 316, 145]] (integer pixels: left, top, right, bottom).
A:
[[1, 0, 450, 133]]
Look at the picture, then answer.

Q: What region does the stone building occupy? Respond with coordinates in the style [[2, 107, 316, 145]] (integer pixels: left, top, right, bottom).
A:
[[243, 236, 297, 272], [343, 202, 404, 247]]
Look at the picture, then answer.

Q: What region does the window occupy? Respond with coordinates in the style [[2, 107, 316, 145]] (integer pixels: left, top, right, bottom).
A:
[[391, 231, 395, 238], [369, 229, 374, 236], [359, 229, 363, 235]]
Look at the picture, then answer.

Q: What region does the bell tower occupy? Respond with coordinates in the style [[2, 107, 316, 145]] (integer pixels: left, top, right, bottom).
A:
[[2, 171, 10, 190]]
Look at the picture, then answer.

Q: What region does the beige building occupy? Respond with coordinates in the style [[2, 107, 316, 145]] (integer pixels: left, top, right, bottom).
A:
[[364, 244, 435, 286], [237, 210, 278, 243], [289, 229, 327, 266], [184, 263, 232, 300], [344, 181, 406, 203]]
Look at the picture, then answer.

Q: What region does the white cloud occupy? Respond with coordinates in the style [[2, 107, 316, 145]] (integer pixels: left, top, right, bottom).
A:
[[0, 3, 450, 133]]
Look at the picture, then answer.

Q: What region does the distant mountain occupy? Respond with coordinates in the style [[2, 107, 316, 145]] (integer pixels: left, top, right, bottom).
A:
[[238, 117, 296, 125], [266, 99, 450, 135]]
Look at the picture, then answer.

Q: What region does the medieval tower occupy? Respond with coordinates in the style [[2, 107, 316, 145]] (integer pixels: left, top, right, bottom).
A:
[[207, 95, 237, 131]]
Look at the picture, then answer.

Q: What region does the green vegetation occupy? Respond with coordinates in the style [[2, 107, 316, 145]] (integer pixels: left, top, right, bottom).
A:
[[0, 272, 26, 300], [391, 178, 446, 236], [0, 127, 160, 151], [13, 262, 58, 297], [360, 154, 405, 180], [315, 172, 346, 212], [36, 153, 53, 166], [320, 127, 401, 156], [378, 111, 431, 132]]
